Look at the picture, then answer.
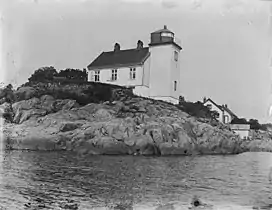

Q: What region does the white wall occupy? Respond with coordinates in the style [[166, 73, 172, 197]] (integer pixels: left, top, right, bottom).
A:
[[133, 86, 150, 98], [233, 130, 249, 139], [148, 44, 181, 100], [151, 96, 179, 104], [88, 65, 144, 87], [170, 46, 181, 100], [143, 56, 151, 87], [203, 101, 224, 123], [230, 125, 250, 139]]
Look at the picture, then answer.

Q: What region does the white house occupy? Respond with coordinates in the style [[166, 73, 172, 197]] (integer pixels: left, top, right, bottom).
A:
[[203, 98, 237, 124], [230, 124, 250, 139], [87, 25, 182, 104]]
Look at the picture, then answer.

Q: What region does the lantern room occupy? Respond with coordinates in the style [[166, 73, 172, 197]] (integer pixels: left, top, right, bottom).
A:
[[149, 25, 175, 45]]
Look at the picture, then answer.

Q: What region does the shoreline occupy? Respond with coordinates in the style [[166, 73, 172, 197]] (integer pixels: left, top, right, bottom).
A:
[[0, 143, 261, 156]]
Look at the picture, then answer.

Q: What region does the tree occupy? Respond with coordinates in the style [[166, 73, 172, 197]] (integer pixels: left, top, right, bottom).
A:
[[57, 68, 87, 81], [28, 66, 57, 82], [248, 119, 262, 130], [260, 123, 272, 131]]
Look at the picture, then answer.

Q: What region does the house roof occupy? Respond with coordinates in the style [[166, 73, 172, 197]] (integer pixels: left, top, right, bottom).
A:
[[203, 98, 237, 118], [87, 47, 150, 70], [203, 98, 224, 111], [221, 105, 237, 118]]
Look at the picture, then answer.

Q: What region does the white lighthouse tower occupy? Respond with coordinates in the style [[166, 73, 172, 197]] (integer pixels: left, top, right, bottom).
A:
[[267, 2, 272, 120], [148, 25, 182, 104]]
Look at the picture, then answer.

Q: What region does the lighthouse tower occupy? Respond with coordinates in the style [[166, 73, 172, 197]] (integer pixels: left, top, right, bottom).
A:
[[148, 25, 182, 104], [268, 3, 272, 120]]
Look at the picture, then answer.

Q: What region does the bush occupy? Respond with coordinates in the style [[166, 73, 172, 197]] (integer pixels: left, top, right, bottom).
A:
[[28, 66, 57, 82], [57, 68, 87, 81], [248, 119, 263, 130], [18, 78, 134, 106], [178, 101, 218, 119]]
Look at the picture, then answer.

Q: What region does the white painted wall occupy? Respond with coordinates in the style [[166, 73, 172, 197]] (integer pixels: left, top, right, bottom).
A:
[[230, 124, 250, 139], [203, 101, 224, 123], [170, 46, 181, 100], [233, 130, 250, 139], [88, 65, 144, 87], [143, 56, 151, 87], [148, 44, 181, 101], [133, 86, 150, 98], [151, 96, 179, 104]]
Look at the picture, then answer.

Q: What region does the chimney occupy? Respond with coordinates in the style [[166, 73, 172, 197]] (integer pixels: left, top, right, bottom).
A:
[[164, 25, 167, 29], [225, 104, 228, 108], [137, 40, 143, 49], [203, 97, 207, 103], [114, 43, 120, 52]]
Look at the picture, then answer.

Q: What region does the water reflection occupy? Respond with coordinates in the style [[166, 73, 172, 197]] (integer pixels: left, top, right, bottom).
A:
[[1, 151, 272, 209]]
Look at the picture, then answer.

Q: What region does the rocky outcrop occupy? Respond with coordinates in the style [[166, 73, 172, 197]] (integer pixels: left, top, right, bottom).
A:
[[12, 95, 79, 124], [1, 94, 248, 156]]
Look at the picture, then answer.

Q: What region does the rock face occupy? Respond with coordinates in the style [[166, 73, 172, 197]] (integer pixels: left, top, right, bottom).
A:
[[2, 94, 247, 156]]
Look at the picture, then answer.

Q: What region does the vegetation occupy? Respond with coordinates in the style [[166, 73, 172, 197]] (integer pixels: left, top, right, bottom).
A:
[[28, 66, 87, 83], [178, 101, 219, 120], [57, 68, 87, 81], [28, 66, 58, 82]]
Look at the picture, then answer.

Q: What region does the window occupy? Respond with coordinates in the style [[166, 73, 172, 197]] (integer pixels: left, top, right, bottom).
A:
[[94, 71, 100, 82], [161, 32, 173, 38], [174, 51, 178, 61], [174, 81, 177, 91], [130, 68, 136, 80], [224, 115, 229, 123], [111, 69, 117, 81]]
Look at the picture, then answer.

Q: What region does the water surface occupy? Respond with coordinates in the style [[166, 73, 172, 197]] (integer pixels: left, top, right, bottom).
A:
[[1, 151, 272, 209]]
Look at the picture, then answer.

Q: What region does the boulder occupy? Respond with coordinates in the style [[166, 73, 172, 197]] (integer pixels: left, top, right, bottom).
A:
[[59, 122, 82, 132], [13, 97, 40, 112], [14, 86, 36, 101], [17, 109, 47, 124]]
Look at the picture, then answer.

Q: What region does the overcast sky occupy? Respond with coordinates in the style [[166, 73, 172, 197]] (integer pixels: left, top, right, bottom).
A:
[[0, 0, 271, 123]]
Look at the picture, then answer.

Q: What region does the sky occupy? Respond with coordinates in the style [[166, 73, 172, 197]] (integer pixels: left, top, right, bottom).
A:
[[0, 0, 271, 123]]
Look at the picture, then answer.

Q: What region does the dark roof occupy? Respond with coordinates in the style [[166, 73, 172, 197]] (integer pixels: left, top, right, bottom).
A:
[[221, 105, 237, 118], [152, 25, 174, 34], [88, 47, 150, 70]]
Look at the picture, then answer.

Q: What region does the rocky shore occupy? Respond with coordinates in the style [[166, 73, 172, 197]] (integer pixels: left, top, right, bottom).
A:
[[0, 82, 270, 156]]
